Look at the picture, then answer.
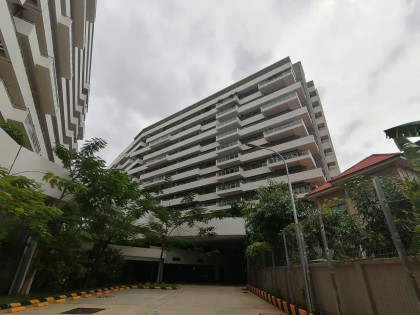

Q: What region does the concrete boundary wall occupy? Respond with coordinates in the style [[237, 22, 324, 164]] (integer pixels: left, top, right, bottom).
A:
[[248, 256, 420, 315]]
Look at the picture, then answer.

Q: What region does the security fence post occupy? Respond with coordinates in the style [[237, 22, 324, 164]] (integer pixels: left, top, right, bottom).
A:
[[372, 176, 420, 313]]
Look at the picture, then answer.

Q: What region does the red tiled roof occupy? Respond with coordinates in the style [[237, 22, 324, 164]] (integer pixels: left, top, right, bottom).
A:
[[306, 153, 402, 197], [306, 182, 333, 196]]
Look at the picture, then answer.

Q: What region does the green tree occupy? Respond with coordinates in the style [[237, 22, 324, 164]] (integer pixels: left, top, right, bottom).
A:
[[288, 202, 365, 261], [242, 181, 309, 248], [138, 185, 227, 283], [0, 121, 27, 146], [41, 138, 144, 289], [385, 121, 420, 171], [0, 167, 61, 247], [0, 167, 61, 293], [344, 176, 419, 256]]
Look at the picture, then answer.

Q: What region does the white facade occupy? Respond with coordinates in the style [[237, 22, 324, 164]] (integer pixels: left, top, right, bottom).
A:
[[0, 0, 96, 163], [111, 57, 340, 235]]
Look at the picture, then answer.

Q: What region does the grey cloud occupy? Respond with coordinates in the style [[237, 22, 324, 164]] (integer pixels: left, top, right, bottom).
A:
[[232, 45, 272, 81], [84, 0, 420, 170], [368, 43, 407, 94], [337, 120, 363, 144], [406, 0, 420, 32]]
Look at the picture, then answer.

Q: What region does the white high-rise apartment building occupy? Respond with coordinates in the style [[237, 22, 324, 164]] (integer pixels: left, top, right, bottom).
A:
[[111, 57, 340, 221], [0, 0, 96, 162]]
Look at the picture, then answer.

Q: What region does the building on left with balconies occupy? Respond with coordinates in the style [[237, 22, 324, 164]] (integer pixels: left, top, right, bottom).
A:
[[0, 0, 96, 163], [0, 0, 97, 295]]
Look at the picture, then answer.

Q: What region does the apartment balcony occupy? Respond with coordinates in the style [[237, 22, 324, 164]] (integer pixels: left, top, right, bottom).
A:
[[260, 93, 301, 117], [126, 159, 144, 172], [216, 140, 245, 156], [318, 127, 329, 138], [160, 196, 185, 207], [145, 153, 168, 167], [171, 168, 200, 181], [216, 94, 240, 109], [127, 164, 147, 175], [165, 176, 216, 195], [239, 107, 311, 140], [141, 175, 166, 189], [139, 151, 215, 181], [321, 140, 332, 151], [216, 181, 244, 196], [216, 106, 239, 121], [168, 145, 200, 161], [325, 152, 337, 164], [258, 68, 296, 94], [263, 119, 308, 142], [293, 186, 312, 198], [35, 56, 59, 116], [217, 167, 244, 182], [171, 124, 201, 142], [267, 150, 315, 171], [216, 153, 241, 168], [147, 134, 171, 149], [55, 15, 72, 79], [216, 198, 242, 210], [216, 117, 242, 131], [24, 110, 41, 154], [216, 128, 240, 143]]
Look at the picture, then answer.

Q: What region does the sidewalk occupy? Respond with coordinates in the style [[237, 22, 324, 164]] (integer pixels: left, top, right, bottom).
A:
[[2, 285, 285, 314]]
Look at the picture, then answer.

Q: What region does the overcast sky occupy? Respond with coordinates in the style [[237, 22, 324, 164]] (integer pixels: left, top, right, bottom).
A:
[[83, 0, 420, 172]]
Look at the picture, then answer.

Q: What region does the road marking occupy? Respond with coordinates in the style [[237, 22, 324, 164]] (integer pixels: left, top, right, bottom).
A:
[[121, 291, 174, 315]]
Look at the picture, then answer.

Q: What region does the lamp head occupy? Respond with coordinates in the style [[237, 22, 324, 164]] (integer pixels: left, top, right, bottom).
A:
[[245, 143, 258, 149]]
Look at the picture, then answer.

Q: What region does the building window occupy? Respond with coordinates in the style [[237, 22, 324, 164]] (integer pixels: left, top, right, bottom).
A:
[[0, 39, 5, 57], [331, 204, 347, 213]]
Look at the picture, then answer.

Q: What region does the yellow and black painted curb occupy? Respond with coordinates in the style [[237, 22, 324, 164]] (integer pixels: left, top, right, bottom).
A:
[[247, 284, 315, 315], [137, 283, 179, 290], [0, 284, 177, 313]]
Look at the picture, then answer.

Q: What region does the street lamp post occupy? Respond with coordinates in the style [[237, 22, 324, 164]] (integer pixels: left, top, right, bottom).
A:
[[245, 143, 315, 312]]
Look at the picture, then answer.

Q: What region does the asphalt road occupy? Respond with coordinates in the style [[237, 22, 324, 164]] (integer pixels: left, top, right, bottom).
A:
[[2, 285, 285, 314]]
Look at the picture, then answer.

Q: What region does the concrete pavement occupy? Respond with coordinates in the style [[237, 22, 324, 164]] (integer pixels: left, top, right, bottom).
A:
[[2, 285, 285, 314]]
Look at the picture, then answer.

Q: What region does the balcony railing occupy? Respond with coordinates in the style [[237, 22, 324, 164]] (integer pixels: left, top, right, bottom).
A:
[[216, 128, 238, 140], [217, 198, 242, 207], [216, 106, 238, 118], [217, 117, 239, 128], [264, 119, 303, 136], [261, 93, 298, 110], [217, 166, 242, 177], [258, 68, 292, 87], [217, 94, 239, 107], [24, 110, 41, 154], [268, 150, 308, 164], [217, 181, 241, 192], [148, 134, 170, 146], [217, 153, 239, 164], [293, 186, 312, 195], [217, 140, 240, 151], [145, 153, 167, 165]]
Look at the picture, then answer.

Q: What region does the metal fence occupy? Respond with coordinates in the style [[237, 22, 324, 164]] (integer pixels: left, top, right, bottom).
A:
[[247, 176, 420, 315]]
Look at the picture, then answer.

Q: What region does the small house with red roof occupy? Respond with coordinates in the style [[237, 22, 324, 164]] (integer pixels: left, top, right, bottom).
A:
[[305, 153, 417, 215]]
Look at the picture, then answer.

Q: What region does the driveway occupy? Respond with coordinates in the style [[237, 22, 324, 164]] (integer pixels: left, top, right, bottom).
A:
[[3, 285, 285, 314]]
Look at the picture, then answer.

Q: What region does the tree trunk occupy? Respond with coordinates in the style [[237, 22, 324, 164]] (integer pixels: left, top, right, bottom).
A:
[[156, 240, 166, 283], [8, 237, 38, 295], [84, 239, 111, 288]]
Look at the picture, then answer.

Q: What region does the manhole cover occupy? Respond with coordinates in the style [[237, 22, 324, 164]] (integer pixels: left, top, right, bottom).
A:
[[61, 308, 106, 314]]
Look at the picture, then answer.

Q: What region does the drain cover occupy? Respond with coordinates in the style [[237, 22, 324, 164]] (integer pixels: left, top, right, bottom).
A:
[[61, 308, 106, 314]]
